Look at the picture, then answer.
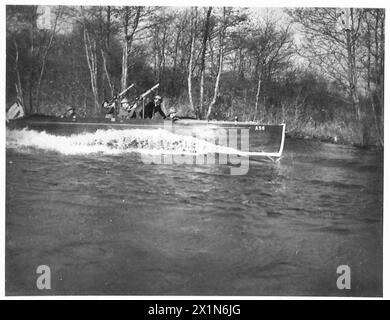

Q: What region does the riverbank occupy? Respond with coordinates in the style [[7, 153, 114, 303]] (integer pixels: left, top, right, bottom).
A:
[[285, 120, 383, 150]]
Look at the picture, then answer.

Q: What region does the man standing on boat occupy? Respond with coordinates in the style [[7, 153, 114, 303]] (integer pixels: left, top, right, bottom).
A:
[[142, 95, 166, 119], [118, 97, 132, 119], [102, 95, 118, 118], [102, 84, 136, 119]]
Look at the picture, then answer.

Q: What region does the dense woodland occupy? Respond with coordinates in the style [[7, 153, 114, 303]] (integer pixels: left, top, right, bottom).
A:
[[6, 6, 385, 147]]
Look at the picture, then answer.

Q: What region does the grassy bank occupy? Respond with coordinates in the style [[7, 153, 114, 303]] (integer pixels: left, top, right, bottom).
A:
[[286, 121, 366, 147], [282, 117, 383, 150]]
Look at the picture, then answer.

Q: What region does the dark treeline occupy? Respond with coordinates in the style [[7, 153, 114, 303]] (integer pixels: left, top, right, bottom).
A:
[[6, 6, 384, 147]]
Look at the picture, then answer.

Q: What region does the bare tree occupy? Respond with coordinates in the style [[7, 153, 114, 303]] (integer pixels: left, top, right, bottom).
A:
[[169, 12, 187, 95], [343, 8, 361, 120], [151, 9, 174, 85], [206, 7, 227, 120], [288, 8, 363, 120], [119, 6, 142, 92], [198, 7, 212, 118], [36, 6, 63, 109], [27, 6, 39, 113], [253, 63, 264, 121], [83, 28, 100, 114], [101, 49, 113, 97], [187, 7, 197, 113], [13, 41, 24, 109], [97, 6, 116, 98], [361, 9, 384, 147]]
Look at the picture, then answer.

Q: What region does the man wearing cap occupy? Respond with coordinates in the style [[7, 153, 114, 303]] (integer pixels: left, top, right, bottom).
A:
[[167, 106, 179, 120], [142, 95, 166, 119], [102, 97, 117, 118], [117, 97, 132, 119]]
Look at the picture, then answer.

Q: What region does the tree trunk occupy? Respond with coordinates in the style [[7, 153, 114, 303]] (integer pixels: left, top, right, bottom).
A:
[[365, 11, 371, 94], [160, 25, 167, 84], [120, 7, 141, 92], [121, 38, 129, 92], [345, 8, 360, 120], [371, 9, 384, 147], [14, 41, 25, 111], [102, 6, 113, 97], [187, 7, 197, 115], [171, 24, 182, 94], [206, 8, 226, 121], [206, 43, 223, 120], [106, 6, 111, 48], [28, 7, 38, 113], [253, 69, 262, 121], [84, 29, 100, 114], [36, 7, 61, 110], [365, 12, 380, 146], [101, 49, 114, 96], [370, 95, 383, 147], [199, 7, 212, 119]]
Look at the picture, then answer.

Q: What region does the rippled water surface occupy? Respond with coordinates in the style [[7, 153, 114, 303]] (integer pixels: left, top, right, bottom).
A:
[[6, 129, 383, 296]]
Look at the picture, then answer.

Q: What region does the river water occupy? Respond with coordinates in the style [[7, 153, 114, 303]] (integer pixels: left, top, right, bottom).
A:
[[5, 128, 383, 296]]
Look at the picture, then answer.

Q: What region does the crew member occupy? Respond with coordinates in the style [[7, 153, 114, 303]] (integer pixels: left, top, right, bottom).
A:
[[118, 97, 132, 119], [61, 107, 76, 118], [167, 107, 179, 120], [102, 97, 117, 118], [143, 95, 166, 119]]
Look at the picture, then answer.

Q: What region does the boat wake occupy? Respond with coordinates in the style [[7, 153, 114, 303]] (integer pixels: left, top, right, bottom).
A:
[[6, 128, 241, 156]]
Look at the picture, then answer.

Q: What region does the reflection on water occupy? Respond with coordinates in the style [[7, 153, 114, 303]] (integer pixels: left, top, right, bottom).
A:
[[5, 131, 382, 296]]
